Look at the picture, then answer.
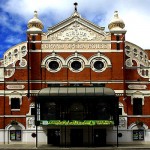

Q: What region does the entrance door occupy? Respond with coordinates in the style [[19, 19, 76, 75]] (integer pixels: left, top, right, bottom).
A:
[[47, 129, 60, 146], [94, 129, 106, 146], [70, 129, 83, 146]]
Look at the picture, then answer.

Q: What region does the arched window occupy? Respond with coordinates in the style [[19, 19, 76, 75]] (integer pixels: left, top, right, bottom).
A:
[[69, 103, 84, 120]]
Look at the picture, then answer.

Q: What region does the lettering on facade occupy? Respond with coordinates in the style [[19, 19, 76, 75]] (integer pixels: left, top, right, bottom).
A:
[[42, 43, 110, 50], [6, 85, 25, 89], [40, 120, 114, 126], [128, 85, 147, 90]]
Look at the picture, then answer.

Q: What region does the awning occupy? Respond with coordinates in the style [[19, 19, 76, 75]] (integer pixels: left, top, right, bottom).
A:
[[38, 87, 115, 97]]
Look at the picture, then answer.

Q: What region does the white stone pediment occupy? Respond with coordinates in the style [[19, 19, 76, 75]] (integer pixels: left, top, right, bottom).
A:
[[46, 21, 107, 42]]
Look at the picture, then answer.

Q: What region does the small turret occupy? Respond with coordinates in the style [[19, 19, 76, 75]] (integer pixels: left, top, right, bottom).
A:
[[108, 11, 125, 32], [27, 11, 43, 33]]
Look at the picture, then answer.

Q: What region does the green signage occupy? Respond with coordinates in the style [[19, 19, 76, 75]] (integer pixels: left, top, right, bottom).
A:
[[40, 120, 114, 126]]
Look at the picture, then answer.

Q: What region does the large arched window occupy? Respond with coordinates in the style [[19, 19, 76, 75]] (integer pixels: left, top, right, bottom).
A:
[[69, 103, 84, 120]]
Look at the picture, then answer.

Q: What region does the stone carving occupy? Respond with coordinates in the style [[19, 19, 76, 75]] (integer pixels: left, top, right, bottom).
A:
[[27, 117, 35, 129], [3, 43, 27, 78], [47, 22, 105, 41], [4, 63, 15, 78], [125, 43, 149, 78]]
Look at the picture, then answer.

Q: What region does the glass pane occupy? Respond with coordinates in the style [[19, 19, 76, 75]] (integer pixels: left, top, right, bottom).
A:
[[71, 61, 81, 70], [94, 61, 104, 70], [49, 61, 59, 70]]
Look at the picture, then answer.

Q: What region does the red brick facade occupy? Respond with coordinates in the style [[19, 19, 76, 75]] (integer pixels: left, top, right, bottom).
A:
[[0, 9, 150, 145]]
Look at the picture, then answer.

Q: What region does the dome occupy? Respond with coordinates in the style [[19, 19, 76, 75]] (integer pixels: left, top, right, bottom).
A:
[[108, 11, 125, 31], [27, 11, 43, 31]]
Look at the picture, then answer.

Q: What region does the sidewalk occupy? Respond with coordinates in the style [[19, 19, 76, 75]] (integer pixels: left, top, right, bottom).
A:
[[0, 144, 150, 150]]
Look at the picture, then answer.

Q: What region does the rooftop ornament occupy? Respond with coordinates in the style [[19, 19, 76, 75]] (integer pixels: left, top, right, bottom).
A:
[[74, 2, 78, 12]]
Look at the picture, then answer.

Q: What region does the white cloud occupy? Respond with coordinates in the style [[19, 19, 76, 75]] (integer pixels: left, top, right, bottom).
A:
[[5, 35, 22, 44], [0, 13, 23, 33]]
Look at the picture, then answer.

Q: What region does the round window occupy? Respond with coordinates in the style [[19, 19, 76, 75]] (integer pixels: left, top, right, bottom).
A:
[[94, 61, 104, 70], [91, 58, 107, 72], [46, 58, 62, 72], [49, 61, 59, 70], [71, 61, 81, 70]]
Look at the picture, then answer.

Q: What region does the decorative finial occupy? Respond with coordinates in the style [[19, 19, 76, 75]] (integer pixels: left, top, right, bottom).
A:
[[34, 10, 38, 18], [114, 11, 119, 18], [74, 2, 78, 12]]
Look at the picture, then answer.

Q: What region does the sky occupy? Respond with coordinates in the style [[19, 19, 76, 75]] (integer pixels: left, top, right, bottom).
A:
[[0, 0, 150, 58]]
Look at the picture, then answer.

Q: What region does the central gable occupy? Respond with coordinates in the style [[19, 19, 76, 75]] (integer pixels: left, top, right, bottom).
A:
[[44, 12, 109, 42], [46, 22, 106, 42], [42, 12, 111, 50]]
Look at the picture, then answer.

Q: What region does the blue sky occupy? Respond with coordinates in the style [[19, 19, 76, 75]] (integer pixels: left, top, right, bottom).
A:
[[0, 0, 150, 58]]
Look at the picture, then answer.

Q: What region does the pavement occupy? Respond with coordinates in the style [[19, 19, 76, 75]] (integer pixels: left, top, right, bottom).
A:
[[0, 144, 150, 150]]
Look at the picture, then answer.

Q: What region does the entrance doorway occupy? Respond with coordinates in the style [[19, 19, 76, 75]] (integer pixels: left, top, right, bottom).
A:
[[94, 129, 106, 146], [47, 129, 60, 146], [70, 129, 83, 146]]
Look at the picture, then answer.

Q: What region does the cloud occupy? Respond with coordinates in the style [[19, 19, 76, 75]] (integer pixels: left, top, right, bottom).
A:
[[5, 35, 22, 44], [0, 0, 150, 52], [0, 12, 24, 33]]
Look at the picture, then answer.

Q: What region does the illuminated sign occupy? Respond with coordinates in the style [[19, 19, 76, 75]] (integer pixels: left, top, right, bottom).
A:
[[40, 120, 114, 126]]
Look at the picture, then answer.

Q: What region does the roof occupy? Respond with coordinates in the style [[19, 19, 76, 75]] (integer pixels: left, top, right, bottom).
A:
[[38, 87, 115, 97]]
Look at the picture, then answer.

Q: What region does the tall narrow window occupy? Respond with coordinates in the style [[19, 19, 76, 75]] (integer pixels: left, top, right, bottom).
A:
[[11, 98, 20, 110], [133, 98, 142, 115], [119, 108, 122, 115], [31, 35, 36, 50], [116, 35, 120, 50], [31, 43, 35, 50]]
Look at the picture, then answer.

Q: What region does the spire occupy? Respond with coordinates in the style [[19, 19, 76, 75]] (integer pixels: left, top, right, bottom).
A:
[[114, 11, 119, 18], [71, 2, 81, 18], [34, 10, 38, 18], [74, 2, 78, 12]]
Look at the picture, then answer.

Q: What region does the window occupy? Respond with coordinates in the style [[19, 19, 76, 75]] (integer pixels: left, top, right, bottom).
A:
[[133, 98, 142, 115], [71, 61, 81, 70], [116, 35, 120, 50], [116, 35, 120, 41], [46, 58, 62, 72], [96, 102, 110, 120], [41, 102, 57, 120], [70, 103, 84, 120], [11, 98, 20, 110], [68, 58, 84, 72], [31, 108, 35, 115], [119, 108, 122, 115], [10, 130, 21, 141], [32, 35, 36, 41], [91, 58, 107, 72], [93, 61, 104, 70], [133, 130, 144, 140], [117, 43, 120, 50], [49, 61, 59, 70], [31, 43, 35, 50]]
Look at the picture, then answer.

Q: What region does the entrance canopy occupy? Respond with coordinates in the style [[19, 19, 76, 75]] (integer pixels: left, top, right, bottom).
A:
[[38, 87, 115, 97]]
